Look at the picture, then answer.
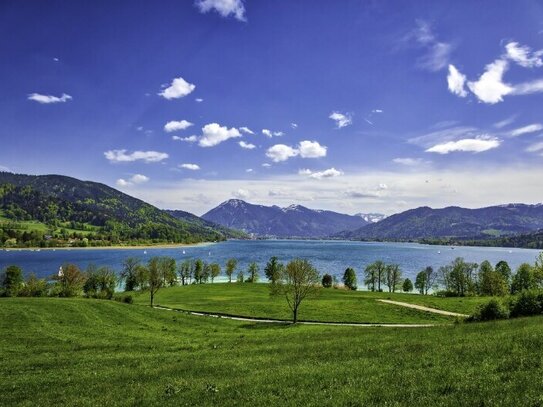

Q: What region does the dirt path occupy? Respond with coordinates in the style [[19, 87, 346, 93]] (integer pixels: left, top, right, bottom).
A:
[[153, 305, 439, 328], [377, 299, 469, 318]]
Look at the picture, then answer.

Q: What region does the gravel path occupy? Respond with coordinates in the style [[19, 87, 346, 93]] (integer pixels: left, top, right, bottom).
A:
[[153, 305, 439, 328], [377, 299, 469, 318]]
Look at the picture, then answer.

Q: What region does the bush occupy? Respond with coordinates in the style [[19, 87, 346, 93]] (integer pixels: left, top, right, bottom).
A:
[[114, 294, 133, 304], [468, 299, 509, 322], [322, 274, 333, 288], [509, 290, 543, 318]]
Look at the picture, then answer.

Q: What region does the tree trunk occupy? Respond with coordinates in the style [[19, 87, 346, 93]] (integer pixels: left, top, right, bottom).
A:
[[150, 290, 154, 307], [293, 307, 298, 324]]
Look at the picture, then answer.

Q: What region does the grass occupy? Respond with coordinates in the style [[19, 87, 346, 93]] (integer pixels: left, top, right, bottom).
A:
[[132, 283, 487, 324], [2, 297, 543, 406]]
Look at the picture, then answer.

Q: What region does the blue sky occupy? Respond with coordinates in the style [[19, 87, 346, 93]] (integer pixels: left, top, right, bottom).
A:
[[1, 0, 543, 215]]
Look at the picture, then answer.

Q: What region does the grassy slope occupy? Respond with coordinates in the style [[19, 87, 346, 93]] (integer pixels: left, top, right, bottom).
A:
[[132, 284, 486, 324], [2, 298, 543, 406]]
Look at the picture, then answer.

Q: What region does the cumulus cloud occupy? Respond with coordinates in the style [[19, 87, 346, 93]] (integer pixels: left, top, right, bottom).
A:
[[233, 188, 250, 199], [298, 140, 327, 158], [266, 144, 299, 162], [198, 123, 241, 147], [194, 0, 246, 21], [172, 135, 198, 142], [467, 59, 513, 104], [447, 65, 467, 97], [505, 42, 543, 68], [329, 112, 352, 128], [299, 168, 343, 179], [509, 124, 543, 137], [239, 141, 256, 149], [180, 163, 200, 170], [425, 136, 500, 154], [159, 77, 195, 99], [116, 174, 150, 187], [28, 93, 72, 104], [262, 129, 272, 138], [240, 126, 254, 135], [104, 150, 169, 163], [164, 120, 193, 133]]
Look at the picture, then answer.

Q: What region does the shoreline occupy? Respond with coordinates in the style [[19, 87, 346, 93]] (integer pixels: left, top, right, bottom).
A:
[[1, 242, 216, 252]]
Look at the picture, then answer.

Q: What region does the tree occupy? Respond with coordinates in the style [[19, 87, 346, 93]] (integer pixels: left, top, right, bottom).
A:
[[495, 260, 512, 288], [20, 273, 48, 297], [271, 258, 320, 323], [511, 263, 536, 294], [342, 268, 357, 290], [478, 260, 508, 296], [194, 259, 204, 284], [415, 266, 436, 295], [225, 258, 238, 283], [142, 256, 174, 306], [440, 258, 478, 296], [384, 264, 402, 293], [178, 259, 193, 285], [121, 257, 140, 291], [247, 262, 259, 283], [364, 261, 385, 292], [159, 257, 177, 286], [83, 265, 117, 299], [209, 263, 221, 283], [264, 256, 283, 284], [402, 278, 413, 293], [236, 269, 245, 283], [322, 273, 333, 288], [1, 265, 24, 297], [54, 264, 86, 297], [415, 271, 427, 295]]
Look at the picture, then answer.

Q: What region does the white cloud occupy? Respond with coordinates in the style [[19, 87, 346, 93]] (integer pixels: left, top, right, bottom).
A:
[[298, 140, 327, 158], [393, 158, 424, 166], [505, 42, 543, 68], [447, 64, 467, 97], [239, 141, 256, 149], [116, 174, 149, 187], [172, 135, 198, 142], [266, 144, 299, 162], [467, 59, 513, 104], [180, 163, 201, 170], [246, 168, 253, 173], [262, 129, 272, 138], [262, 163, 271, 168], [425, 137, 501, 154], [291, 123, 298, 129], [104, 150, 169, 163], [233, 188, 251, 199], [372, 109, 384, 113], [198, 123, 241, 147], [512, 79, 543, 96], [28, 93, 72, 104], [159, 77, 195, 100], [509, 124, 543, 137], [494, 116, 516, 129], [411, 21, 452, 72], [195, 0, 246, 21], [240, 126, 254, 135], [329, 111, 352, 128], [273, 131, 284, 137], [164, 120, 193, 133], [299, 168, 343, 180], [526, 142, 543, 153], [195, 98, 204, 103]]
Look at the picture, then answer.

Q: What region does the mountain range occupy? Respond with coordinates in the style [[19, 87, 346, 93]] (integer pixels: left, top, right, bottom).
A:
[[202, 199, 378, 238], [339, 204, 543, 241], [0, 172, 242, 247]]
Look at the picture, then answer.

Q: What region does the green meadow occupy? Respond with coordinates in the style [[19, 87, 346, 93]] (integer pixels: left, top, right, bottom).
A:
[[2, 296, 543, 406]]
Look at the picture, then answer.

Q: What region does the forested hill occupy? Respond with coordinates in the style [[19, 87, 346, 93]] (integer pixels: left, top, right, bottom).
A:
[[339, 204, 543, 241], [0, 172, 238, 247]]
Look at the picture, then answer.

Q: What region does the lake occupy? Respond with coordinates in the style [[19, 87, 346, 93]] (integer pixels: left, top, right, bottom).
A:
[[1, 240, 541, 285]]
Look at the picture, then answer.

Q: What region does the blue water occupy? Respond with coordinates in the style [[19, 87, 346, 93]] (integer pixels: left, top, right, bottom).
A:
[[0, 240, 541, 284]]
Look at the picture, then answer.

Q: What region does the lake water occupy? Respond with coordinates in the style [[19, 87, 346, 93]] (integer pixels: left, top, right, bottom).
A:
[[1, 240, 541, 285]]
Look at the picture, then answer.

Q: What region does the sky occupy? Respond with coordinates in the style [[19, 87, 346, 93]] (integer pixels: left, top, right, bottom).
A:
[[1, 0, 543, 216]]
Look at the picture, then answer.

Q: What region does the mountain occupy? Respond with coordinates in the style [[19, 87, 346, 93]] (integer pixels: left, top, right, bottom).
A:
[[202, 199, 368, 238], [165, 209, 247, 239], [341, 204, 543, 241], [0, 172, 236, 247]]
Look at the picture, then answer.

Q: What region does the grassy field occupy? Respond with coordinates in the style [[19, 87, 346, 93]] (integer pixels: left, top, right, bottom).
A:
[[132, 283, 486, 323], [2, 298, 543, 406]]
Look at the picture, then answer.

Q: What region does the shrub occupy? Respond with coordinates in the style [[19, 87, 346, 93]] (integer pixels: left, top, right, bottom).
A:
[[322, 274, 333, 288], [468, 299, 509, 322], [509, 290, 543, 318], [114, 294, 133, 304]]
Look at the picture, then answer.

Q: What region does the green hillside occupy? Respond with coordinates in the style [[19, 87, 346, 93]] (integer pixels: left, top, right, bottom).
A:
[[0, 172, 240, 247], [2, 298, 543, 406]]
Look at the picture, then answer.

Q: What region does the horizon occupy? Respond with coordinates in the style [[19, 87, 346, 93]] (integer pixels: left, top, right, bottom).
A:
[[2, 1, 543, 216]]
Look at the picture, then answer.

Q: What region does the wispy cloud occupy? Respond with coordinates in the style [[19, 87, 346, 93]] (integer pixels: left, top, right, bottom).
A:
[[494, 116, 516, 129], [159, 76, 195, 99], [526, 142, 543, 153], [505, 42, 543, 68], [425, 136, 500, 154], [509, 124, 543, 137], [104, 150, 168, 163], [410, 20, 452, 72], [28, 93, 72, 104], [240, 127, 254, 135], [194, 0, 246, 21], [392, 157, 427, 166], [262, 129, 283, 138], [172, 135, 198, 142], [179, 163, 201, 170]]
